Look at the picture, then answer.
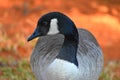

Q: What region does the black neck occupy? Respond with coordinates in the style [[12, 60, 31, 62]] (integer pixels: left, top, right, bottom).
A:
[[56, 30, 79, 66]]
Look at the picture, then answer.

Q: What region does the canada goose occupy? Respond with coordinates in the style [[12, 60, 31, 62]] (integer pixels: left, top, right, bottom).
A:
[[27, 12, 103, 80]]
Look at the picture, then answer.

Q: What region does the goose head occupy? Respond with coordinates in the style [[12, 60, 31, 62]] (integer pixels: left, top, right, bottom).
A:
[[27, 12, 78, 41]]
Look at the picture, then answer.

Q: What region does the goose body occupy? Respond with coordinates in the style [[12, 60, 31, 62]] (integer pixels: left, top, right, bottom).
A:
[[28, 12, 103, 80]]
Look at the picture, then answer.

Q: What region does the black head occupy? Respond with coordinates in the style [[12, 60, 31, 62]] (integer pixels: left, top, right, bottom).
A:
[[27, 12, 78, 41]]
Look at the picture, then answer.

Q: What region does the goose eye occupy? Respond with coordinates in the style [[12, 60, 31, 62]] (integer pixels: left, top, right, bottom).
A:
[[42, 21, 48, 26]]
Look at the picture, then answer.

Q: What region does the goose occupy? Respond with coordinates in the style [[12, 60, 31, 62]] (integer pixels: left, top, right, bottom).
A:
[[27, 12, 103, 80]]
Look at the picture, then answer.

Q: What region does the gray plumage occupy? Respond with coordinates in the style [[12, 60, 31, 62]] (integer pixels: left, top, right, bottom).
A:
[[30, 28, 103, 80]]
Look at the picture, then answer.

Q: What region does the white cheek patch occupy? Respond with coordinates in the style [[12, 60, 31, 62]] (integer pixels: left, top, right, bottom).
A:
[[47, 18, 59, 35]]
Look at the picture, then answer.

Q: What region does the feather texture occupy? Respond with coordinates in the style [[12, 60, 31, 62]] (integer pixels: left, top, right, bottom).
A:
[[30, 28, 103, 80]]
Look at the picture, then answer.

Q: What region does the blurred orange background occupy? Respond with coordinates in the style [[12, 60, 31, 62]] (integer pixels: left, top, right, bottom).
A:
[[0, 0, 120, 62]]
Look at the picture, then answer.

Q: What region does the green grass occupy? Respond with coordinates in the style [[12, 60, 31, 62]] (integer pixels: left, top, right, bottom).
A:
[[0, 57, 119, 80], [0, 57, 35, 80], [100, 61, 120, 80]]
